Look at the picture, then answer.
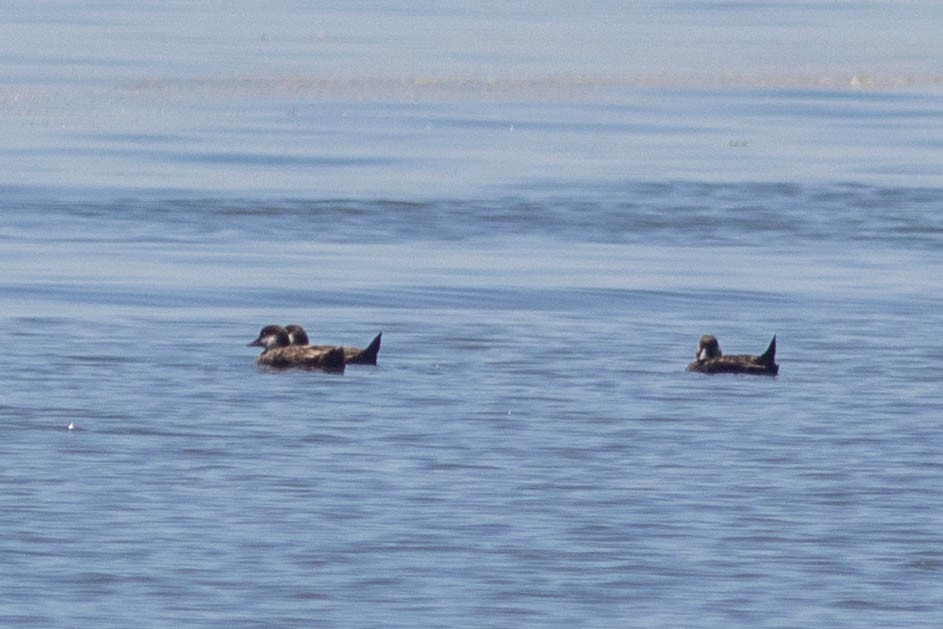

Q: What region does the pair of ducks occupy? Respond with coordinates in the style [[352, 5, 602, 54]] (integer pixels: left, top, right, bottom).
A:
[[248, 325, 382, 373], [249, 325, 778, 377]]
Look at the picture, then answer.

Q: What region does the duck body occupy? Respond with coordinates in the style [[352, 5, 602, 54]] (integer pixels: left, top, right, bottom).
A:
[[686, 335, 779, 376], [286, 324, 381, 365], [249, 325, 345, 372]]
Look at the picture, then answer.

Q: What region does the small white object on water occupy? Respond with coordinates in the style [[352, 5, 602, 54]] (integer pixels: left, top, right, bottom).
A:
[[67, 422, 75, 431]]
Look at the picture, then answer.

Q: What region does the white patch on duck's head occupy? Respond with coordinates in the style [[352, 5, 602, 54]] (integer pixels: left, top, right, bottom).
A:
[[249, 325, 291, 350], [285, 324, 309, 345], [696, 335, 722, 361]]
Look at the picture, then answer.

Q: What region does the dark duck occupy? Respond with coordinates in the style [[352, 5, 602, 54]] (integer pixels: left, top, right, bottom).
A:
[[249, 325, 346, 372], [285, 324, 382, 365], [686, 334, 779, 376]]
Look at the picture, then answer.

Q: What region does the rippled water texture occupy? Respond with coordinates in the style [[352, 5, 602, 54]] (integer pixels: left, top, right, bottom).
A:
[[2, 3, 943, 628]]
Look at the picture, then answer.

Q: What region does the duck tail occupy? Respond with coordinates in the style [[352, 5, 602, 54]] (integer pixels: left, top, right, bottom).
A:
[[358, 333, 382, 365], [759, 335, 777, 366]]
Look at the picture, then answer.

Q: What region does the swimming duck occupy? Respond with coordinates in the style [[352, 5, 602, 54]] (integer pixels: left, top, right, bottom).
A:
[[686, 334, 779, 376], [248, 325, 346, 372], [285, 324, 382, 365]]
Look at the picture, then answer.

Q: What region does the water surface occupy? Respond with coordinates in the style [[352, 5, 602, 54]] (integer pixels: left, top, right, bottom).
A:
[[2, 3, 943, 628]]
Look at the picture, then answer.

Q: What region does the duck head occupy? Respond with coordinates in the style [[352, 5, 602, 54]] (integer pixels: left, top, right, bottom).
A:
[[248, 325, 291, 350], [285, 324, 309, 346], [696, 335, 722, 361]]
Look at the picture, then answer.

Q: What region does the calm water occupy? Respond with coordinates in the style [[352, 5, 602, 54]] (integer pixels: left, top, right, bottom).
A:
[[2, 3, 943, 628]]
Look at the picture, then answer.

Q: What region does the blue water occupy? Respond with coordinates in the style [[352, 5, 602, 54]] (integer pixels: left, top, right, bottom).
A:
[[2, 3, 943, 628]]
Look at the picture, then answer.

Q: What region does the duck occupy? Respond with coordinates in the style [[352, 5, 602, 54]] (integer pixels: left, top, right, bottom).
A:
[[686, 334, 779, 376], [248, 325, 346, 372], [285, 324, 382, 365]]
